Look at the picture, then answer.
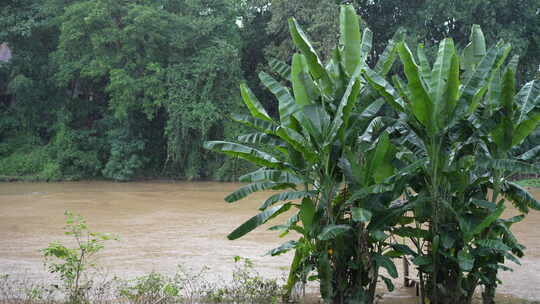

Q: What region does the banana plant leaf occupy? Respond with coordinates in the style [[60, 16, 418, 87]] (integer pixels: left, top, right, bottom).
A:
[[228, 203, 293, 240]]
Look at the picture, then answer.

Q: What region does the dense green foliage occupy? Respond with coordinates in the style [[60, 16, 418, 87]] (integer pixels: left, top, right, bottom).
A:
[[1, 0, 244, 181], [206, 4, 540, 304], [1, 0, 539, 181]]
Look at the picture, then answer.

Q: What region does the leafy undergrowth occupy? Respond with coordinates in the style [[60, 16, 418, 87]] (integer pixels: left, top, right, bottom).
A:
[[0, 260, 285, 304]]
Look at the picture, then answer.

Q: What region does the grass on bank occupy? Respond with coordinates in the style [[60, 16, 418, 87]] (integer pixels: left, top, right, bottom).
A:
[[3, 271, 540, 304], [0, 261, 286, 304]]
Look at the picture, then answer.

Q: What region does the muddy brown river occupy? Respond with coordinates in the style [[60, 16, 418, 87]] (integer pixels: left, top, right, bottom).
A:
[[1, 181, 539, 302]]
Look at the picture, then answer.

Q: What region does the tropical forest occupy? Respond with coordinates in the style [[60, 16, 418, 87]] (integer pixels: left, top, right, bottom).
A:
[[1, 1, 540, 304]]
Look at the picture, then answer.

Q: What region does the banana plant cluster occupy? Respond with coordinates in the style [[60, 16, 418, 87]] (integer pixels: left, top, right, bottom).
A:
[[462, 29, 540, 304], [365, 23, 540, 304], [204, 4, 540, 304], [206, 5, 409, 303]]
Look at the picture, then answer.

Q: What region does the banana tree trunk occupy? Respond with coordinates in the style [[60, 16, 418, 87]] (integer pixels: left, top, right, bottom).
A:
[[482, 269, 497, 304]]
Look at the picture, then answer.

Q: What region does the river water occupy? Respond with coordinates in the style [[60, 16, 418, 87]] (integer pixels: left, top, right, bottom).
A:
[[1, 181, 539, 301]]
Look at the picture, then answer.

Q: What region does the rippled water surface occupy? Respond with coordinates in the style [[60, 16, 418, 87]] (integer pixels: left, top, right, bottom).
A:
[[1, 181, 539, 301]]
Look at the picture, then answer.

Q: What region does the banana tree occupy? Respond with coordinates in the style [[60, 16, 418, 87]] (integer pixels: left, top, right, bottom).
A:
[[363, 24, 540, 304], [463, 27, 540, 303], [438, 26, 540, 304], [205, 5, 409, 303]]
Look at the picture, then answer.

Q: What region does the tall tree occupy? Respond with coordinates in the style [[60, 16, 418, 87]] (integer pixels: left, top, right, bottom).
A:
[[0, 0, 61, 142], [49, 0, 243, 180]]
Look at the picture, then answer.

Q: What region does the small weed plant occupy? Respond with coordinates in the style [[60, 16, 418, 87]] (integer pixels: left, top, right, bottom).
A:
[[207, 256, 283, 304], [118, 271, 182, 304], [118, 259, 283, 304], [41, 211, 117, 303], [117, 265, 215, 304]]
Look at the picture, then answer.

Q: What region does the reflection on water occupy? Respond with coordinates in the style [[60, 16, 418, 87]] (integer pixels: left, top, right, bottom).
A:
[[1, 182, 539, 301]]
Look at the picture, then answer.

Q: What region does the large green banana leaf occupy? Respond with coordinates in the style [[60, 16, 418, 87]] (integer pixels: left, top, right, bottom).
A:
[[339, 4, 362, 76], [240, 83, 273, 122], [228, 203, 293, 240]]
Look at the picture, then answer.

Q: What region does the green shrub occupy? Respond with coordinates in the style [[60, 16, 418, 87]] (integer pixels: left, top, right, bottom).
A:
[[0, 146, 48, 176], [49, 127, 102, 180], [102, 127, 148, 182], [37, 161, 62, 181], [102, 139, 147, 181], [0, 133, 43, 157], [0, 126, 102, 181]]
